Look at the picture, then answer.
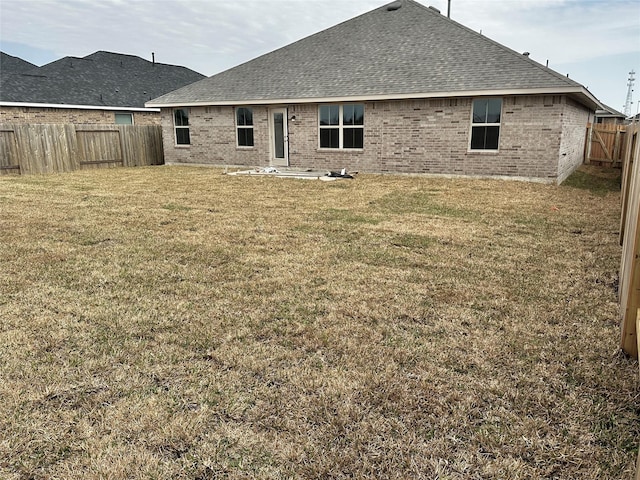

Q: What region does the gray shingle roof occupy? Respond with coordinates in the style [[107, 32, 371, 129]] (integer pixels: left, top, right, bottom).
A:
[[0, 52, 37, 73], [595, 103, 625, 118], [147, 0, 597, 108], [0, 51, 205, 108]]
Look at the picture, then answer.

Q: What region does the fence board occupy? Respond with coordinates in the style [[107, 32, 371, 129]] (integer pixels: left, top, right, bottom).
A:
[[620, 129, 638, 245], [0, 123, 163, 175], [77, 128, 123, 168], [619, 123, 640, 358], [0, 129, 20, 174]]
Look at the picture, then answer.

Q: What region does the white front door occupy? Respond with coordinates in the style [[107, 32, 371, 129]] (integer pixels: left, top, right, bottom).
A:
[[270, 108, 288, 167]]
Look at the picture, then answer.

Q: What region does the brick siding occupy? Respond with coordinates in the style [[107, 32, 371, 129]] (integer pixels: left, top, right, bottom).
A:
[[557, 97, 591, 183], [161, 106, 269, 166], [0, 106, 160, 125], [161, 94, 590, 182]]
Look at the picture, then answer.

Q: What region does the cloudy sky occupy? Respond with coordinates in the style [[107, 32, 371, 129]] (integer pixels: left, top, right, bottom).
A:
[[1, 0, 639, 113]]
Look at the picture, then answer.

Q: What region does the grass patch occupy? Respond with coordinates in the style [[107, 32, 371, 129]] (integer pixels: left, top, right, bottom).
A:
[[390, 232, 434, 250], [319, 208, 380, 225], [162, 203, 193, 211], [563, 165, 621, 196], [0, 165, 637, 479], [373, 190, 472, 218]]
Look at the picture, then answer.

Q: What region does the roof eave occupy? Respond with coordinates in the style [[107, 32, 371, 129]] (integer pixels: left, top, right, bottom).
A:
[[147, 86, 600, 110], [0, 101, 160, 112]]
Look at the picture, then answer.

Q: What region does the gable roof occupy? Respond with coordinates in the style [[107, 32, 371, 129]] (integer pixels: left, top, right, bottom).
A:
[[147, 0, 600, 109], [0, 51, 205, 109]]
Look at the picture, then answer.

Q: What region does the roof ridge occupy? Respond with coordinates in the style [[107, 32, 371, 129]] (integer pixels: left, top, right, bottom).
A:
[[147, 0, 598, 108], [408, 0, 581, 88], [205, 0, 420, 83], [56, 56, 94, 63], [87, 50, 203, 72], [91, 50, 143, 58], [1, 49, 205, 107], [1, 51, 36, 62]]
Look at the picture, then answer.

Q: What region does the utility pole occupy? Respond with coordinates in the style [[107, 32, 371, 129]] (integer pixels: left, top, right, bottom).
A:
[[623, 70, 635, 117]]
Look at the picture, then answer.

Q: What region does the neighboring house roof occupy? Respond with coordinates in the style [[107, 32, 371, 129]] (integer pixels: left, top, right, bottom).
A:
[[0, 51, 37, 73], [147, 0, 600, 109], [595, 104, 626, 118], [0, 51, 205, 109]]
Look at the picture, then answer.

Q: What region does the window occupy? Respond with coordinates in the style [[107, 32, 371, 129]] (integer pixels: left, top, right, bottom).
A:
[[470, 98, 501, 150], [319, 104, 364, 149], [236, 107, 254, 147], [174, 109, 190, 145], [114, 113, 133, 125]]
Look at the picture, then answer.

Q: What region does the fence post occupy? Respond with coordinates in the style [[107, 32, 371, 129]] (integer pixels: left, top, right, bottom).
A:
[[584, 123, 592, 165], [613, 127, 622, 167]]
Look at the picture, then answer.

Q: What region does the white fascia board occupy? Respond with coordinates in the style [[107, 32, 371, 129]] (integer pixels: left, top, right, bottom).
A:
[[146, 86, 600, 110], [0, 102, 160, 112]]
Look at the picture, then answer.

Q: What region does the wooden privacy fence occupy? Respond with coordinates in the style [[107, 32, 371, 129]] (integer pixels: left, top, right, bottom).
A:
[[584, 123, 626, 167], [0, 124, 164, 175], [619, 122, 640, 361]]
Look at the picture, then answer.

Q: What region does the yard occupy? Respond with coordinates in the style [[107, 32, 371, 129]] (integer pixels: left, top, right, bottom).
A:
[[0, 166, 637, 479]]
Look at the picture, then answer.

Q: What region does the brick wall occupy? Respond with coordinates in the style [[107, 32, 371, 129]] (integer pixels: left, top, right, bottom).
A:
[[161, 106, 268, 166], [557, 97, 592, 183], [161, 94, 591, 182], [0, 106, 160, 125]]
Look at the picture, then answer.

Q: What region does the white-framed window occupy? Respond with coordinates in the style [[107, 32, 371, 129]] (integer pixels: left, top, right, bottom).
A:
[[319, 104, 364, 149], [236, 107, 254, 147], [470, 98, 502, 150], [114, 112, 133, 125], [174, 108, 190, 145]]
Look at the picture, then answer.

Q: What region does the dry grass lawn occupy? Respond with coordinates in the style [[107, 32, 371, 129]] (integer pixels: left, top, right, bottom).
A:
[[0, 165, 638, 479]]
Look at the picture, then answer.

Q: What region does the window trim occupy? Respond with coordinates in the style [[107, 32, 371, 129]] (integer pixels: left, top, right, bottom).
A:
[[235, 106, 255, 148], [469, 98, 502, 152], [318, 103, 364, 150], [114, 112, 134, 125], [173, 108, 190, 146]]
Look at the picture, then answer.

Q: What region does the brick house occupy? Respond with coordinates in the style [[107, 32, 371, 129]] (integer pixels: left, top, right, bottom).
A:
[[594, 104, 627, 125], [147, 0, 600, 183], [0, 51, 204, 126]]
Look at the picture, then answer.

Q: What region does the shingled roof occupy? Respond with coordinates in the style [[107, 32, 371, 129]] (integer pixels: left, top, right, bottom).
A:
[[147, 0, 599, 109], [1, 51, 205, 108], [0, 52, 37, 73]]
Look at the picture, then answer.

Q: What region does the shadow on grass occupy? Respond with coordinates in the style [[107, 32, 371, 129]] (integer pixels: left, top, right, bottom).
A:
[[563, 166, 621, 196]]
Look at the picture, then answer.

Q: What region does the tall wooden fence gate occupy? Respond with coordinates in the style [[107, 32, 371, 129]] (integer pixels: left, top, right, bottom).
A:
[[0, 124, 164, 175], [584, 123, 626, 168]]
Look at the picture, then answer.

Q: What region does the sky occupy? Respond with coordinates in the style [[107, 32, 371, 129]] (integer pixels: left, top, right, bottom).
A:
[[1, 0, 639, 113]]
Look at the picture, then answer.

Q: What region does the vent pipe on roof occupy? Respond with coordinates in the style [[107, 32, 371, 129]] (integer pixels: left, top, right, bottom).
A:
[[152, 52, 155, 66], [386, 1, 401, 11], [447, 0, 451, 18]]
